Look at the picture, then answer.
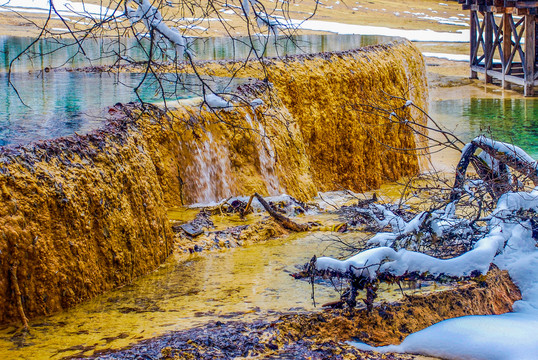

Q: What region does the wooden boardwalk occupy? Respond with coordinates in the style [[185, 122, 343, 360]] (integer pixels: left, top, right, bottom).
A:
[[459, 0, 538, 95]]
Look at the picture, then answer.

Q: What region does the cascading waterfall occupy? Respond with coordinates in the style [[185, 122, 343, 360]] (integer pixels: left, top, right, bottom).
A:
[[246, 113, 282, 196], [257, 122, 282, 195], [0, 39, 428, 324]]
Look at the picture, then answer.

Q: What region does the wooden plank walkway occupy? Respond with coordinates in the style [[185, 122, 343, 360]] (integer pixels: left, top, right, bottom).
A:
[[459, 0, 538, 95]]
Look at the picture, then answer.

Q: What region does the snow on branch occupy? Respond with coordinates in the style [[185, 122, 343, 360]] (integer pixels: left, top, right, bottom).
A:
[[473, 135, 538, 185], [316, 185, 538, 283], [125, 0, 190, 58], [452, 135, 538, 201], [314, 136, 538, 296]]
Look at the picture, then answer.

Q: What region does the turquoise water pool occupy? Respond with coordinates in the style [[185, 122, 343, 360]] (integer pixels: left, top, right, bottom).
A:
[[0, 34, 391, 147], [430, 97, 538, 158]]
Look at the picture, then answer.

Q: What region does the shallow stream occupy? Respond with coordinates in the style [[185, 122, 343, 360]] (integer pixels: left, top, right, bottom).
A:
[[0, 209, 443, 359]]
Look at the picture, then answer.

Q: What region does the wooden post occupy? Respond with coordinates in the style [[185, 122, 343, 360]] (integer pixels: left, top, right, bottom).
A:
[[485, 10, 493, 83], [470, 10, 478, 79], [524, 15, 535, 96], [503, 12, 512, 89]]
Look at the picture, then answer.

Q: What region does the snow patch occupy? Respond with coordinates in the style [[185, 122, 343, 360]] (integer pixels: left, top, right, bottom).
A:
[[289, 19, 469, 42]]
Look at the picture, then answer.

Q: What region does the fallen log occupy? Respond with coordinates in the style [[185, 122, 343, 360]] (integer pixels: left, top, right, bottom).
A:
[[451, 135, 538, 201], [253, 193, 310, 232]]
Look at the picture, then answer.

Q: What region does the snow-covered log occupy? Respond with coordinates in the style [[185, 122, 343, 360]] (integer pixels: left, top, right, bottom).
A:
[[316, 186, 538, 285], [451, 135, 538, 201]]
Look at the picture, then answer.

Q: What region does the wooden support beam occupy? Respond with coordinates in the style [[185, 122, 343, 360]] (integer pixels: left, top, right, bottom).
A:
[[464, 1, 538, 95], [485, 10, 494, 83], [524, 14, 535, 96], [507, 16, 525, 74], [516, 1, 538, 9], [470, 10, 479, 78], [503, 13, 512, 88]]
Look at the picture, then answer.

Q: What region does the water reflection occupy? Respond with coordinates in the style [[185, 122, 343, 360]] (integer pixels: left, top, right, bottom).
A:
[[0, 71, 241, 147], [0, 34, 392, 147], [0, 34, 393, 72], [430, 97, 538, 158]]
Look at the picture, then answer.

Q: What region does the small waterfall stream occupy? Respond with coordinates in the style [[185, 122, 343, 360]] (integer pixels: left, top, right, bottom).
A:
[[246, 114, 282, 196], [187, 132, 234, 204]]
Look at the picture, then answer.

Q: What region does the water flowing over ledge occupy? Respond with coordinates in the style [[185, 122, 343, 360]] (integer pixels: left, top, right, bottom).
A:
[[0, 39, 428, 323]]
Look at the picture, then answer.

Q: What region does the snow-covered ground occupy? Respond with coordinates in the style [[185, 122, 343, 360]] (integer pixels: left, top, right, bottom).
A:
[[352, 248, 538, 360], [422, 52, 469, 62], [0, 0, 117, 18], [289, 19, 469, 42]]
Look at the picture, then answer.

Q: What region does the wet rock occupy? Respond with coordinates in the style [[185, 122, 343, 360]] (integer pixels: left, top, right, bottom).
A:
[[179, 223, 203, 237]]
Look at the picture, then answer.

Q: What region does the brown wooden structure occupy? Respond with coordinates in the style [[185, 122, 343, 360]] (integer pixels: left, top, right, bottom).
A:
[[459, 0, 538, 96]]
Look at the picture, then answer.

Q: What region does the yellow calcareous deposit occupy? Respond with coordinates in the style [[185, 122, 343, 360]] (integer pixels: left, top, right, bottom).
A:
[[0, 39, 427, 324]]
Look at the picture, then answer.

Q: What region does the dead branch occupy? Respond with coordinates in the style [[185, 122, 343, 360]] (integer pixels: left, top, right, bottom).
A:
[[474, 139, 538, 185], [451, 136, 538, 202], [9, 263, 29, 331], [253, 193, 310, 231]]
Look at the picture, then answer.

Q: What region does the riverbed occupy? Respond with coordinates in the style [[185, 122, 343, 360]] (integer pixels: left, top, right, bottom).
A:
[[0, 211, 448, 359]]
